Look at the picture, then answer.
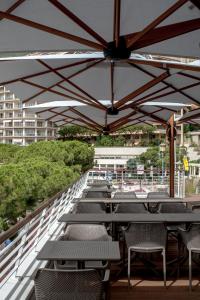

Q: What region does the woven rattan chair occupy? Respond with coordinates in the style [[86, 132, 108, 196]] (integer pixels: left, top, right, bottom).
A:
[[159, 203, 192, 232], [147, 191, 170, 213], [125, 223, 167, 287], [179, 224, 200, 290], [56, 224, 111, 270], [83, 190, 111, 199], [34, 268, 109, 300]]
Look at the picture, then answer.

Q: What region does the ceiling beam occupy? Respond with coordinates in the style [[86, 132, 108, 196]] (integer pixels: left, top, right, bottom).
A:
[[127, 0, 188, 49], [0, 11, 103, 50], [48, 0, 107, 47]]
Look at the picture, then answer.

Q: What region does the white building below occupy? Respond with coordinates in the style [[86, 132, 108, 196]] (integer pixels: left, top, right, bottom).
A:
[[94, 147, 147, 170]]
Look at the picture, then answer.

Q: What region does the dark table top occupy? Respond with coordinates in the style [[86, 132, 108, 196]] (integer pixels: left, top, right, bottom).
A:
[[58, 213, 200, 223], [36, 240, 120, 261], [74, 198, 193, 204]]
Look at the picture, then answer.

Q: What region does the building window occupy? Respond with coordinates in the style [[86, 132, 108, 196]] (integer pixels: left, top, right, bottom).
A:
[[5, 130, 13, 136], [14, 129, 23, 136], [37, 121, 44, 127], [25, 121, 35, 127], [5, 103, 13, 109], [25, 129, 35, 136]]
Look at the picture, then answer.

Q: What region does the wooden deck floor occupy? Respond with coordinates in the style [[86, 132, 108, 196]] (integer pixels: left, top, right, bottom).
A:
[[110, 278, 200, 300], [109, 237, 200, 300]]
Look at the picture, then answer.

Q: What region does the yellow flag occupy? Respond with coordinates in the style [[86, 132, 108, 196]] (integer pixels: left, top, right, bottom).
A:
[[183, 156, 189, 171]]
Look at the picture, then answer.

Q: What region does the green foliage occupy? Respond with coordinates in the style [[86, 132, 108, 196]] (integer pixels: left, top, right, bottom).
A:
[[58, 125, 95, 139], [0, 144, 21, 164], [117, 124, 156, 134], [184, 124, 200, 133], [95, 135, 126, 147], [0, 141, 94, 230]]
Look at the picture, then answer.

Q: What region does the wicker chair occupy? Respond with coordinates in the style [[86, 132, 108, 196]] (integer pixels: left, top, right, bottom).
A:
[[114, 193, 148, 241], [159, 203, 192, 232], [34, 268, 110, 300], [56, 224, 111, 270], [147, 191, 170, 213], [83, 189, 111, 199], [179, 224, 200, 290], [125, 223, 167, 287]]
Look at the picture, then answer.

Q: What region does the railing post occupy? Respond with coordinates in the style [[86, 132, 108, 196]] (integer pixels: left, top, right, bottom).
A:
[[34, 208, 47, 251], [15, 223, 30, 277]]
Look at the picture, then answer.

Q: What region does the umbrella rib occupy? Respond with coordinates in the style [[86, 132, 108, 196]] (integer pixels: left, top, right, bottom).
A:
[[120, 86, 169, 111], [137, 107, 167, 125], [50, 109, 102, 131], [128, 63, 200, 106], [37, 58, 106, 110], [0, 59, 96, 86], [126, 18, 200, 50], [0, 0, 26, 21], [48, 0, 107, 47], [110, 62, 115, 108], [115, 71, 170, 109], [21, 79, 91, 105], [129, 58, 200, 72], [190, 0, 200, 9], [69, 107, 102, 129], [0, 11, 103, 50], [113, 0, 121, 48], [127, 0, 188, 49]]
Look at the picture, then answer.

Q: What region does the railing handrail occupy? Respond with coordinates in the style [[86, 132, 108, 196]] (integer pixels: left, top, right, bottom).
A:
[[0, 175, 82, 245]]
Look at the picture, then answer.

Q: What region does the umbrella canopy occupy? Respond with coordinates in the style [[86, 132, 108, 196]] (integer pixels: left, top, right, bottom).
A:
[[0, 0, 199, 58], [24, 100, 191, 133], [177, 108, 200, 124], [0, 1, 199, 132]]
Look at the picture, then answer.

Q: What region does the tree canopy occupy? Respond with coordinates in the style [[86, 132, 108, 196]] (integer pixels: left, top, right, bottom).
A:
[[0, 141, 94, 230]]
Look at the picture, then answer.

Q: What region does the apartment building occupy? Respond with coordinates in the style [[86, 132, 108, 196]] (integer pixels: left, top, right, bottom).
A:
[[0, 86, 56, 146]]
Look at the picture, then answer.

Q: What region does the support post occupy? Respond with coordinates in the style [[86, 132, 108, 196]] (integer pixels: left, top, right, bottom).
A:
[[168, 115, 175, 197]]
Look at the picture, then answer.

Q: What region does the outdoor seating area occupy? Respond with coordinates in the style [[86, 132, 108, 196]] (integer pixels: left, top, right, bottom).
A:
[[0, 2, 199, 299], [29, 180, 200, 299]]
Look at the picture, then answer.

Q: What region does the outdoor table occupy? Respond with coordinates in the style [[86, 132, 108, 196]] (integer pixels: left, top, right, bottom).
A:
[[83, 188, 114, 193], [59, 213, 200, 224], [73, 198, 200, 212], [36, 240, 120, 268]]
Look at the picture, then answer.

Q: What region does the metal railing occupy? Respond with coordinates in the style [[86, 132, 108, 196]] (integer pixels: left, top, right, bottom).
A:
[[88, 169, 185, 198], [0, 173, 88, 300]]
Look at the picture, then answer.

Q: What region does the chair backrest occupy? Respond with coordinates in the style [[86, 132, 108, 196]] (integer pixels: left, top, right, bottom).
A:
[[34, 268, 103, 300], [83, 190, 111, 199], [127, 223, 167, 242], [159, 202, 192, 213], [115, 203, 147, 213], [113, 191, 137, 199], [147, 192, 170, 199], [76, 202, 105, 213], [62, 224, 110, 241]]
